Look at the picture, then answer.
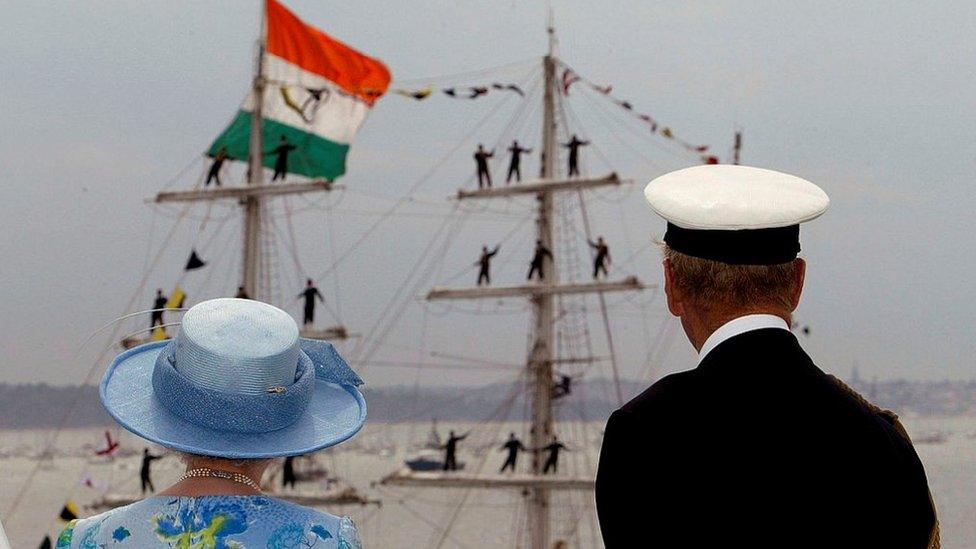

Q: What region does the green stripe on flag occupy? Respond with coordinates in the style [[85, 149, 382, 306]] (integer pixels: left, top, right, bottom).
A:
[[207, 110, 350, 181]]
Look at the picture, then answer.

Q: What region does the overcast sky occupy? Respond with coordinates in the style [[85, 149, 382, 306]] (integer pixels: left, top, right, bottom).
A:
[[2, 1, 974, 388]]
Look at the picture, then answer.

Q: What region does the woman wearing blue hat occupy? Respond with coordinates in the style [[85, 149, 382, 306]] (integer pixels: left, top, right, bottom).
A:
[[55, 298, 368, 548]]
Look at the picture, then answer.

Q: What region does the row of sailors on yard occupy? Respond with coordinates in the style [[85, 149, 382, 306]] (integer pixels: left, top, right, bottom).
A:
[[204, 135, 298, 187], [136, 431, 570, 498], [149, 278, 325, 334], [477, 236, 610, 285], [440, 431, 570, 474], [149, 235, 610, 335], [474, 135, 590, 188], [204, 133, 590, 191]]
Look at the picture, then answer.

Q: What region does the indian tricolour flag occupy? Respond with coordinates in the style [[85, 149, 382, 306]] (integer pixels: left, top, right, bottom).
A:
[[208, 0, 390, 181]]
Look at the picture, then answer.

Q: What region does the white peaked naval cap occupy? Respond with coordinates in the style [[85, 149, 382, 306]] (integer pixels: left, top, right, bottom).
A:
[[644, 165, 829, 265]]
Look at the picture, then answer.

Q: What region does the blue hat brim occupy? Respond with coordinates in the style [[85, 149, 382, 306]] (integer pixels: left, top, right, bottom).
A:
[[100, 340, 366, 459]]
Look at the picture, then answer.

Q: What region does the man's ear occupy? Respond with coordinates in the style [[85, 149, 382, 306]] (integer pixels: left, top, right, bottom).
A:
[[663, 258, 684, 317], [790, 258, 806, 311]]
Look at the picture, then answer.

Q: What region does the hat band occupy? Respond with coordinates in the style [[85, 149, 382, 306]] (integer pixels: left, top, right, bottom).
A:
[[664, 222, 800, 265], [151, 342, 314, 434]]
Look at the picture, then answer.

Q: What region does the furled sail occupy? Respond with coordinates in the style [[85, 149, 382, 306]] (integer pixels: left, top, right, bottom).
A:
[[208, 0, 390, 181]]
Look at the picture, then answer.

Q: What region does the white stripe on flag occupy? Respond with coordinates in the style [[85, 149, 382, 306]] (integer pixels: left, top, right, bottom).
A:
[[241, 54, 372, 144]]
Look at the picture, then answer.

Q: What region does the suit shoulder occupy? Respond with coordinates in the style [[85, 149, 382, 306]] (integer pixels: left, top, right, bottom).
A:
[[617, 369, 699, 417], [816, 375, 922, 443]]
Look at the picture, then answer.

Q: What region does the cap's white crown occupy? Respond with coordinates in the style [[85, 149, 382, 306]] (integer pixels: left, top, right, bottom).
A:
[[643, 165, 829, 230]]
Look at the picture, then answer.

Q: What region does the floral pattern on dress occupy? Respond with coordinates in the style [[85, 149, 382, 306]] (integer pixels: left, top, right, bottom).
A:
[[53, 495, 358, 549], [112, 526, 131, 542], [77, 517, 106, 549], [55, 519, 78, 548], [267, 522, 335, 548], [152, 498, 253, 548]]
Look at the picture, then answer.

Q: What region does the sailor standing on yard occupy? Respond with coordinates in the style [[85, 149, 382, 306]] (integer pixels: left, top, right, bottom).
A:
[[298, 279, 325, 326], [540, 435, 568, 474], [474, 144, 495, 189], [595, 165, 938, 548], [268, 135, 297, 181], [498, 432, 527, 473], [562, 134, 589, 177], [205, 146, 229, 187], [476, 244, 500, 286], [506, 139, 532, 183], [526, 240, 554, 281], [588, 236, 611, 279], [442, 430, 468, 471]]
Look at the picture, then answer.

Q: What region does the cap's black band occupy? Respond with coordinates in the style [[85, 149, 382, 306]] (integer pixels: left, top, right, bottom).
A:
[[664, 222, 800, 265]]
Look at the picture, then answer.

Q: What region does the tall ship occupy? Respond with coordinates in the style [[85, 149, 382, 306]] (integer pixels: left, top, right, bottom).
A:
[[108, 0, 392, 511], [10, 1, 733, 546], [369, 14, 730, 549], [374, 23, 650, 549]]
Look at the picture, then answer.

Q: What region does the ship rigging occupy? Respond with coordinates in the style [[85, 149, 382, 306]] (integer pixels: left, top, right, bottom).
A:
[[6, 2, 731, 546]]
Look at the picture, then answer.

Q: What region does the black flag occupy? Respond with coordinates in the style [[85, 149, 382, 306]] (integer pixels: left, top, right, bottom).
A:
[[184, 249, 206, 271]]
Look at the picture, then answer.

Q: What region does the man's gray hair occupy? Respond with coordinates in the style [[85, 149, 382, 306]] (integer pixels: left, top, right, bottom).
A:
[[664, 246, 798, 312]]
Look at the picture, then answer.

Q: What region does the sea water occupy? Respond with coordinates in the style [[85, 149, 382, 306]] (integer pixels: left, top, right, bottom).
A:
[[1, 418, 972, 547]]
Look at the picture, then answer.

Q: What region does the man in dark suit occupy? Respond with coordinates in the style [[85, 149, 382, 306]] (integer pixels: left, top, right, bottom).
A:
[[596, 165, 937, 548]]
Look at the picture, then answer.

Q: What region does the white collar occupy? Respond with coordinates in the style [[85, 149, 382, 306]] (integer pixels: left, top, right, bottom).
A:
[[697, 314, 790, 364]]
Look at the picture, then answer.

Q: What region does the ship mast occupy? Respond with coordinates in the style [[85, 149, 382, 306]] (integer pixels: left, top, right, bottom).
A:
[[148, 2, 347, 343], [243, 7, 268, 300], [382, 22, 650, 549], [527, 17, 559, 549]]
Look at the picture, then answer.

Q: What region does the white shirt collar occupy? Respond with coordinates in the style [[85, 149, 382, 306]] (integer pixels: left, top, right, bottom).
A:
[[697, 314, 790, 364]]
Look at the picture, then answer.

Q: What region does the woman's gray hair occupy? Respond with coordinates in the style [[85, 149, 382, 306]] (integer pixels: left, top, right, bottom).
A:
[[664, 246, 798, 313], [179, 452, 273, 471]]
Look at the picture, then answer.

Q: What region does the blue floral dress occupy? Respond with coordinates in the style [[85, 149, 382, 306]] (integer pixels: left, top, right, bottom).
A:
[[54, 495, 361, 548]]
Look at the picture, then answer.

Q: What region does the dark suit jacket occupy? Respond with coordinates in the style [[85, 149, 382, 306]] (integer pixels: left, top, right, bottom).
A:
[[595, 328, 935, 548]]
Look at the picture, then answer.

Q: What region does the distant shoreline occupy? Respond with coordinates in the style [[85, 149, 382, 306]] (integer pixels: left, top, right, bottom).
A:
[[2, 377, 975, 428]]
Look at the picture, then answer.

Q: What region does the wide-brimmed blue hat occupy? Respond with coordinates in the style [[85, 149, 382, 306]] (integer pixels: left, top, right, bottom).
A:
[[100, 298, 366, 458]]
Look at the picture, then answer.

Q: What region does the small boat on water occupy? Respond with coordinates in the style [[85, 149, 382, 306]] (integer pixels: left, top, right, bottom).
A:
[[404, 449, 464, 472]]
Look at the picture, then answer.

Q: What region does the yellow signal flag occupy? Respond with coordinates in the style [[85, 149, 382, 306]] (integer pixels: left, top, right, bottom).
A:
[[166, 285, 186, 309], [58, 500, 80, 522], [151, 326, 167, 341]]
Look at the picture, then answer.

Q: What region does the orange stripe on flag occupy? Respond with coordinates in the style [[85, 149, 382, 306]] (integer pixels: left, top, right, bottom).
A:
[[267, 0, 390, 106]]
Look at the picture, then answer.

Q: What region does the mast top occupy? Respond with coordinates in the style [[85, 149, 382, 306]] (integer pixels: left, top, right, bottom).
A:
[[546, 8, 555, 58]]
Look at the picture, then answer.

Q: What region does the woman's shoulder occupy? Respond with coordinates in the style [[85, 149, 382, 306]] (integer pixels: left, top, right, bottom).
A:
[[261, 497, 362, 548], [261, 495, 349, 526], [262, 498, 361, 548], [54, 499, 150, 547], [55, 496, 360, 548]]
